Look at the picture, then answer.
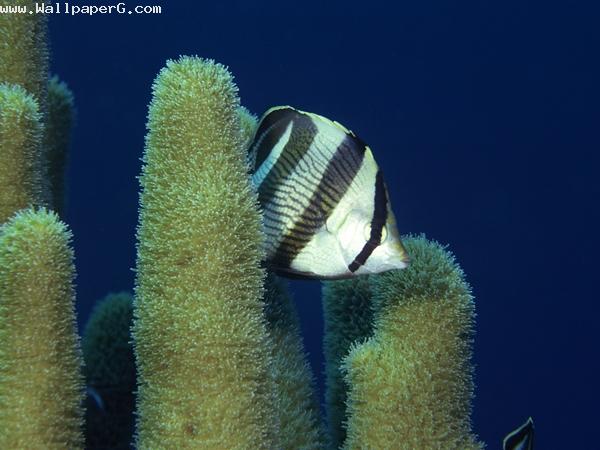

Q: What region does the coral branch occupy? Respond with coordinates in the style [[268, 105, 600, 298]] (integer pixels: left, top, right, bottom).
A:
[[0, 208, 84, 449], [0, 0, 49, 106], [132, 57, 275, 449], [82, 292, 136, 449], [264, 273, 326, 449], [342, 236, 483, 450], [322, 276, 375, 449], [0, 84, 44, 222], [43, 76, 75, 214]]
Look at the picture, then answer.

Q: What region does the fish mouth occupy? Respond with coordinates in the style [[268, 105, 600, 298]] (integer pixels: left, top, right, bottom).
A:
[[401, 251, 410, 265], [394, 240, 410, 266], [396, 257, 409, 270]]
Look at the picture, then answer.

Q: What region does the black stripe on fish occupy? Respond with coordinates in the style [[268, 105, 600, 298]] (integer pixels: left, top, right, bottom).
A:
[[257, 115, 319, 207], [348, 170, 387, 273], [272, 134, 367, 268], [503, 417, 534, 450], [253, 107, 297, 169], [261, 178, 315, 206]]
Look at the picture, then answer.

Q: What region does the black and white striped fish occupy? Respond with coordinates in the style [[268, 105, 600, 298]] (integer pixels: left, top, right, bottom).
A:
[[249, 106, 409, 280], [503, 417, 534, 450]]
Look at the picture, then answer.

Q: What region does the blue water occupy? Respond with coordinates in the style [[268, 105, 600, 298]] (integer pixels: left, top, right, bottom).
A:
[[49, 1, 599, 448]]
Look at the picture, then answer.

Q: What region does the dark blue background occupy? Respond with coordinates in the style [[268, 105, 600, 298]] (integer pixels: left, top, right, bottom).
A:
[[49, 1, 599, 448]]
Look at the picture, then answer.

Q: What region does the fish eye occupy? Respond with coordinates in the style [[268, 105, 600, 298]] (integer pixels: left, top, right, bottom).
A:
[[380, 226, 388, 243]]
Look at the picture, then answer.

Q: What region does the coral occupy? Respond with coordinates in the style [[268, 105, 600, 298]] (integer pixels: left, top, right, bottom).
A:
[[342, 235, 483, 450], [322, 276, 375, 449], [0, 7, 82, 448], [264, 272, 326, 449], [0, 0, 49, 105], [43, 76, 75, 215], [0, 84, 44, 222], [0, 1, 73, 214], [82, 292, 136, 449], [0, 208, 84, 449], [132, 56, 275, 449], [0, 7, 485, 444], [238, 105, 258, 155]]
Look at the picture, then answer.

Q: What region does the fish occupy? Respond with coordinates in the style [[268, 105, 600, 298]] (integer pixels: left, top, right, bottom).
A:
[[249, 106, 409, 280], [503, 417, 534, 450]]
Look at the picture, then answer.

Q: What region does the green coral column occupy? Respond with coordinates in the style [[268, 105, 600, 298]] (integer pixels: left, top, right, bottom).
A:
[[342, 236, 483, 450], [132, 57, 275, 449], [264, 273, 326, 450], [0, 208, 85, 449], [0, 0, 49, 105], [322, 277, 375, 449], [43, 76, 75, 214], [82, 292, 136, 449], [237, 105, 258, 155], [1, 2, 73, 213], [0, 84, 44, 222]]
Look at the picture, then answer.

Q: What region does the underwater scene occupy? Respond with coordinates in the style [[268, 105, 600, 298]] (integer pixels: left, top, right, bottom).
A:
[[0, 0, 598, 449]]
